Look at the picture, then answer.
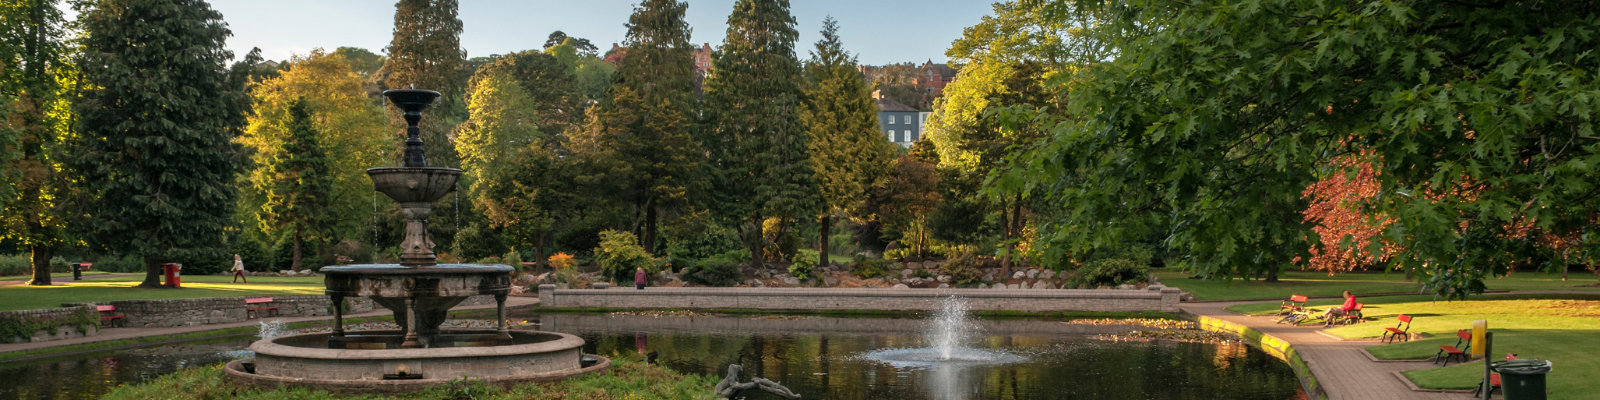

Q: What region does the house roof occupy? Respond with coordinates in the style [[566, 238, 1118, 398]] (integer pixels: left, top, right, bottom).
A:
[[922, 61, 957, 78], [873, 90, 918, 112]]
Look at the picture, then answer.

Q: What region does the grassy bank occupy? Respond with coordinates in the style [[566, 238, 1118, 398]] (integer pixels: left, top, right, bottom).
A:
[[1225, 293, 1599, 397], [102, 357, 716, 400], [0, 275, 324, 311], [1154, 270, 1600, 301], [534, 306, 1182, 320]]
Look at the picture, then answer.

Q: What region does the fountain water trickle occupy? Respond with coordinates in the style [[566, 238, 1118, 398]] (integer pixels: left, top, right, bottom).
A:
[[930, 295, 971, 360]]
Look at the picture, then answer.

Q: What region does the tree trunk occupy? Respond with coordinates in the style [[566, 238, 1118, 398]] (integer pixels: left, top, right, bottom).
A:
[[292, 228, 303, 272], [747, 216, 765, 268], [1265, 266, 1280, 283], [818, 215, 831, 268], [642, 205, 659, 255], [535, 229, 548, 269], [27, 244, 52, 286], [138, 254, 162, 288]]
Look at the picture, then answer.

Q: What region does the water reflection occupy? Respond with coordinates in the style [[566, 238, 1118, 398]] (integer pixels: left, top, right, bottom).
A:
[[0, 337, 254, 400]]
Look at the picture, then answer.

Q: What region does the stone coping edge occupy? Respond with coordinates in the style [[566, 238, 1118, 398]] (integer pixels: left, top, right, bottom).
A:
[[1195, 315, 1330, 400], [1359, 347, 1436, 363], [224, 354, 612, 395], [251, 330, 584, 360], [544, 286, 1176, 299], [1390, 371, 1476, 393]]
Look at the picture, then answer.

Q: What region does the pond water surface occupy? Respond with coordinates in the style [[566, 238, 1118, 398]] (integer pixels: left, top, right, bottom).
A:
[[0, 311, 1305, 400]]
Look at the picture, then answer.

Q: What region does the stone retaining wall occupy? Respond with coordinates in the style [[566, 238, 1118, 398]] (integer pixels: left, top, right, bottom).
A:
[[61, 295, 498, 328], [1197, 316, 1330, 400], [0, 306, 98, 343], [538, 286, 1184, 313]]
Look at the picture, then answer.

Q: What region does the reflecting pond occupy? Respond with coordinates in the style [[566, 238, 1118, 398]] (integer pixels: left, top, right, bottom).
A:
[[0, 310, 1305, 400]]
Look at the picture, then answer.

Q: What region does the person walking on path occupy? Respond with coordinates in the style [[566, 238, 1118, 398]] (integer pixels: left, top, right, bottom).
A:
[[231, 254, 247, 283], [635, 267, 647, 290]]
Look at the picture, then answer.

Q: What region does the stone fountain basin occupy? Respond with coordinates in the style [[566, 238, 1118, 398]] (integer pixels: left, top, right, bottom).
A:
[[229, 330, 610, 394], [367, 167, 462, 204], [322, 264, 512, 298]]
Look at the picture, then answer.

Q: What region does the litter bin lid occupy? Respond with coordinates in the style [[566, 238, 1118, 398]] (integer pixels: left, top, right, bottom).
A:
[[1493, 359, 1552, 374]]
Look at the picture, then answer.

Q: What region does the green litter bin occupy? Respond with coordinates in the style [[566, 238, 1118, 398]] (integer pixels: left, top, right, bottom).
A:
[[1495, 359, 1552, 400]]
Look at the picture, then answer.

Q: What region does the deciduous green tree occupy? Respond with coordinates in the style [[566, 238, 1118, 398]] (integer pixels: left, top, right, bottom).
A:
[[701, 0, 821, 264], [0, 0, 70, 286], [800, 17, 894, 267], [70, 0, 253, 287], [239, 50, 390, 267], [1002, 0, 1600, 296]]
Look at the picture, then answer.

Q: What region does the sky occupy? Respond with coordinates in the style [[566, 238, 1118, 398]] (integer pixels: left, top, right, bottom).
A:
[[60, 0, 995, 66]]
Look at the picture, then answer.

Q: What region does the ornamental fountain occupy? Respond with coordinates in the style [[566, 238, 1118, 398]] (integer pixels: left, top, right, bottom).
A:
[[225, 89, 607, 394]]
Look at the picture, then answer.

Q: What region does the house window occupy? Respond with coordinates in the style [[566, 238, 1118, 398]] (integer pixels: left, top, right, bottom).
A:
[[887, 115, 895, 125], [886, 129, 894, 140], [903, 115, 912, 124], [904, 130, 912, 142]]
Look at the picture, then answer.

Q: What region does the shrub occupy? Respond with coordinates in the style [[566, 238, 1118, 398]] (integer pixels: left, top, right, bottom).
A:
[[547, 252, 577, 269], [662, 215, 742, 259], [0, 254, 30, 276], [851, 255, 891, 279], [788, 249, 818, 278], [681, 259, 742, 287], [883, 247, 914, 261], [93, 255, 143, 273], [502, 250, 524, 273], [761, 218, 802, 262], [942, 251, 983, 284], [1072, 258, 1149, 288], [593, 230, 656, 283]]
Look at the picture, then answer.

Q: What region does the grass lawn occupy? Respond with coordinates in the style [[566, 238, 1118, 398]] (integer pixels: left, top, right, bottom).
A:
[[0, 274, 324, 311], [0, 271, 114, 281], [1154, 269, 1600, 301], [1225, 293, 1600, 398]]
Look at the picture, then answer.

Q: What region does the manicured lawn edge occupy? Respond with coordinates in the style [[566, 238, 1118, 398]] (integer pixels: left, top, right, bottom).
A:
[[534, 306, 1181, 320], [1194, 315, 1330, 400]]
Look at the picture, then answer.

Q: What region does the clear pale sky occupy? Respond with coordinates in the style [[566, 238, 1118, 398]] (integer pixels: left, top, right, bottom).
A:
[[61, 0, 995, 66]]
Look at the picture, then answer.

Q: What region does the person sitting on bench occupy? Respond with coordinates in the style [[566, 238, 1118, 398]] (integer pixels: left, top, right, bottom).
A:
[[1319, 291, 1357, 327]]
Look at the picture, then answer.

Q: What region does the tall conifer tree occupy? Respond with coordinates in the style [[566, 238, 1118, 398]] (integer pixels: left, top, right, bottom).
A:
[[578, 0, 703, 253], [381, 0, 465, 168], [0, 0, 70, 286], [800, 17, 894, 267], [71, 0, 251, 287], [701, 0, 820, 264], [261, 99, 333, 272]]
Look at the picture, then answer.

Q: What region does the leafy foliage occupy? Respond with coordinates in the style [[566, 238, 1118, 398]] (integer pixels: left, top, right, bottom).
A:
[[0, 0, 71, 286], [546, 252, 576, 269], [850, 255, 891, 279], [1072, 258, 1148, 289], [258, 99, 334, 271], [700, 0, 821, 264], [681, 259, 742, 287], [70, 0, 252, 287], [593, 230, 656, 283]]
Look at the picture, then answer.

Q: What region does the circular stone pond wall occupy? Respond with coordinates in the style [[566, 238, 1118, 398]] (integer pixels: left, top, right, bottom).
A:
[[226, 330, 610, 395]]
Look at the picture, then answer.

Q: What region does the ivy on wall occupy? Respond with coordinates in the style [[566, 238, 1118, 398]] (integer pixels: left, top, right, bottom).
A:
[[0, 308, 97, 343]]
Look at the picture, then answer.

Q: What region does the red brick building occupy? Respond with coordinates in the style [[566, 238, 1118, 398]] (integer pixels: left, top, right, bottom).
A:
[[917, 61, 958, 96]]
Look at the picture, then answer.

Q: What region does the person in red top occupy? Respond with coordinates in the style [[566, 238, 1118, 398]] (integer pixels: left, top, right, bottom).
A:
[[1319, 291, 1357, 326], [634, 267, 648, 290]]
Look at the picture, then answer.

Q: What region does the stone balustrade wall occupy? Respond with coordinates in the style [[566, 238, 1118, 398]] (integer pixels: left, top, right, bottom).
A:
[[538, 286, 1184, 313], [0, 306, 99, 343]]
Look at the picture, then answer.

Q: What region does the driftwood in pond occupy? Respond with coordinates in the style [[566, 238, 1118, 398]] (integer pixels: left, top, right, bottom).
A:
[[714, 364, 801, 399]]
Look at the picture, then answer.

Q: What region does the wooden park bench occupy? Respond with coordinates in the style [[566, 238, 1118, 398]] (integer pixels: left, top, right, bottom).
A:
[[96, 305, 124, 328], [246, 297, 279, 319], [1382, 314, 1413, 343], [1434, 329, 1473, 366]]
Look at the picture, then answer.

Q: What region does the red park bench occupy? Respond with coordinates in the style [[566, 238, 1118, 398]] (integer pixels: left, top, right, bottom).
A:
[[1278, 294, 1308, 316], [1382, 314, 1413, 343], [96, 305, 124, 328], [246, 297, 279, 319], [1336, 303, 1364, 325], [1434, 329, 1473, 366]]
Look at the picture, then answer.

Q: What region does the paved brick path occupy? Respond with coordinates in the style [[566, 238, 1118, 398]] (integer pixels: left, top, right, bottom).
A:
[[0, 296, 539, 355], [1183, 301, 1459, 400]]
